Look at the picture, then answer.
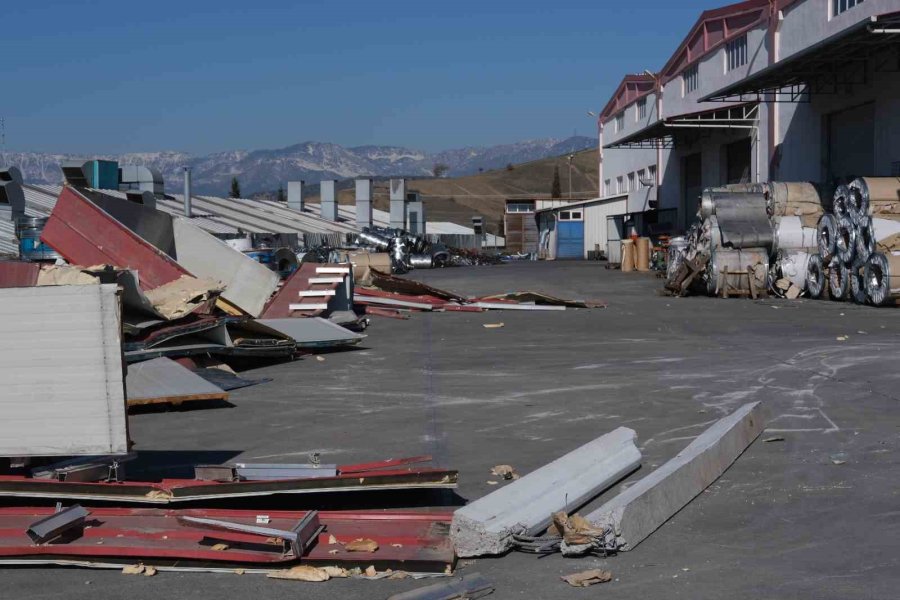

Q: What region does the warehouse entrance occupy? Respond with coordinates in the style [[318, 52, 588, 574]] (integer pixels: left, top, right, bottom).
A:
[[827, 102, 875, 184], [682, 152, 702, 229], [726, 137, 752, 184]]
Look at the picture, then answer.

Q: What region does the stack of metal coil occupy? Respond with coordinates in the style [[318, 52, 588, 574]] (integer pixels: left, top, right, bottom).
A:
[[808, 177, 900, 306], [668, 181, 825, 297]]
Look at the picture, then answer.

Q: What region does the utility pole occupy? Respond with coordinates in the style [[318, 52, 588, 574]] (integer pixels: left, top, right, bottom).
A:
[[567, 154, 574, 199]]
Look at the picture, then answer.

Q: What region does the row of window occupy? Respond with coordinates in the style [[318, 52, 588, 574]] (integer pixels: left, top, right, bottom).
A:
[[613, 96, 650, 134], [603, 165, 657, 197], [681, 33, 748, 97], [506, 201, 536, 213], [833, 0, 863, 17]]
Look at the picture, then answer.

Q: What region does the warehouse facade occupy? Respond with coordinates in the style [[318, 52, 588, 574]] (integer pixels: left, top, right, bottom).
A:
[[551, 0, 900, 260]]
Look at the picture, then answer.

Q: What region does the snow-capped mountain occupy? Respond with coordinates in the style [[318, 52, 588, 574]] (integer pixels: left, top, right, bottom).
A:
[[0, 136, 595, 196]]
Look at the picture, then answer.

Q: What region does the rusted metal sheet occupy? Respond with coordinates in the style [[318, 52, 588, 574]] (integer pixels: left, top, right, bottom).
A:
[[0, 261, 39, 288], [368, 269, 467, 302], [0, 507, 455, 572], [40, 187, 189, 290], [0, 468, 458, 504]]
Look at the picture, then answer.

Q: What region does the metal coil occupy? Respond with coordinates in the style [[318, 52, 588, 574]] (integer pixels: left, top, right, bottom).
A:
[[409, 254, 434, 269], [357, 229, 391, 250], [864, 252, 900, 306], [832, 185, 849, 220], [806, 253, 826, 299], [848, 178, 872, 223], [835, 215, 857, 265], [855, 215, 875, 263], [849, 260, 868, 304], [817, 214, 837, 261], [828, 258, 850, 300]]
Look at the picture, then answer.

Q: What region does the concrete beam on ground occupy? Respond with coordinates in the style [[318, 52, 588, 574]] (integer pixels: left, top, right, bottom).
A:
[[451, 427, 641, 557], [585, 401, 766, 552]]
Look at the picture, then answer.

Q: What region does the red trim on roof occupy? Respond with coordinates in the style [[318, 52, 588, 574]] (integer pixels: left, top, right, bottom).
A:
[[659, 0, 770, 84], [599, 74, 656, 123]]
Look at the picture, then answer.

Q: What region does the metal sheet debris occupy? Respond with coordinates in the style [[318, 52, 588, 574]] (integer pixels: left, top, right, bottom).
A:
[[0, 508, 456, 573], [126, 357, 229, 407], [40, 187, 189, 289], [256, 317, 365, 348], [0, 284, 129, 457], [171, 218, 280, 317], [0, 467, 458, 503]]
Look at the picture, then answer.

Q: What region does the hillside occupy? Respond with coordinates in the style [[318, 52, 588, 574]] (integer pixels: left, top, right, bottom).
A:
[[0, 137, 595, 197], [306, 148, 600, 233]]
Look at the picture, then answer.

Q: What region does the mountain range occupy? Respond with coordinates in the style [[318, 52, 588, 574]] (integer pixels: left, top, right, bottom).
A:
[[0, 136, 595, 196]]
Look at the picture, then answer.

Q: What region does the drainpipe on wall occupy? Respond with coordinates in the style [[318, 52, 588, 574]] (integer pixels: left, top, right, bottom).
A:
[[655, 81, 664, 194], [597, 121, 604, 196], [767, 3, 784, 180]]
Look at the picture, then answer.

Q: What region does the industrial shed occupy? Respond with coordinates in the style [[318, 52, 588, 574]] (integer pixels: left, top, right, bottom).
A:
[[593, 0, 900, 260]]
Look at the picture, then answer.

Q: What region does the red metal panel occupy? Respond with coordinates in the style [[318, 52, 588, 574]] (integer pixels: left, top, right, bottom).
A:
[[0, 507, 455, 572], [340, 456, 434, 474], [40, 187, 190, 290], [0, 467, 458, 504], [0, 261, 39, 288], [261, 262, 342, 318], [356, 287, 449, 306]]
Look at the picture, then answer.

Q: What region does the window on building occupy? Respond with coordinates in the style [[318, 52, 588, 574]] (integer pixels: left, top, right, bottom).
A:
[[616, 176, 624, 194], [833, 0, 863, 16], [506, 201, 536, 213], [615, 112, 625, 133], [559, 210, 582, 221], [683, 65, 699, 95], [726, 35, 748, 72], [627, 172, 636, 192], [637, 169, 646, 187], [604, 179, 611, 196], [648, 164, 657, 184], [636, 97, 647, 121]]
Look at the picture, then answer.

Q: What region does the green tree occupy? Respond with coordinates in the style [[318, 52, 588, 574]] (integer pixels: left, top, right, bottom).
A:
[[432, 163, 449, 178], [230, 177, 242, 198], [277, 185, 286, 202], [551, 164, 562, 198]]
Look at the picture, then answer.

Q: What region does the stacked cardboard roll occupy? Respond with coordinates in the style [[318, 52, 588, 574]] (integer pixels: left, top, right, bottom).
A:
[[621, 240, 635, 272], [635, 237, 651, 272]]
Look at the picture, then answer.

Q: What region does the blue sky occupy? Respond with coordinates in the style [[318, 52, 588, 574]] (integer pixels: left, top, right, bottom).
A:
[[3, 0, 719, 154]]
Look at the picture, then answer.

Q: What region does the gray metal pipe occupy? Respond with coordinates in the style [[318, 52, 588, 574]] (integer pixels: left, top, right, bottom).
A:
[[183, 167, 192, 218]]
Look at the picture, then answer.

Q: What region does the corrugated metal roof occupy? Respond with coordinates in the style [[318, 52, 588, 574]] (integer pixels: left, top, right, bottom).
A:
[[17, 183, 504, 245], [0, 283, 129, 456]]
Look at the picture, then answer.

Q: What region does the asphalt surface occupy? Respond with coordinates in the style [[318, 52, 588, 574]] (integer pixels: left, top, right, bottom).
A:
[[9, 261, 900, 599]]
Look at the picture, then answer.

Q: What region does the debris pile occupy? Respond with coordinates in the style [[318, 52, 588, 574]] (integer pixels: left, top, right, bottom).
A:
[[809, 177, 900, 305], [355, 268, 606, 319], [0, 180, 611, 591]]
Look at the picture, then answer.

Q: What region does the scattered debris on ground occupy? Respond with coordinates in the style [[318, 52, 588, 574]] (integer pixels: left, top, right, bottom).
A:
[[561, 569, 613, 587]]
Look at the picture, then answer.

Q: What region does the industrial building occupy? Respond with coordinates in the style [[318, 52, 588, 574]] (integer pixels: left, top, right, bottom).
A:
[[0, 160, 502, 258], [540, 0, 900, 260]]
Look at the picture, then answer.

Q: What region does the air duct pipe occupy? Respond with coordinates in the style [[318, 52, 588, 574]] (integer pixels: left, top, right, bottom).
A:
[[183, 167, 192, 218]]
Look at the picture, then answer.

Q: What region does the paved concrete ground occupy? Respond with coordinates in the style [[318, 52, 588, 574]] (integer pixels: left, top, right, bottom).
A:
[[8, 261, 900, 599]]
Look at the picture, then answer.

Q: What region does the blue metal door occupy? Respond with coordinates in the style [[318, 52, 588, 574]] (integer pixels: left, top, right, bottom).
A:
[[557, 221, 584, 259]]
